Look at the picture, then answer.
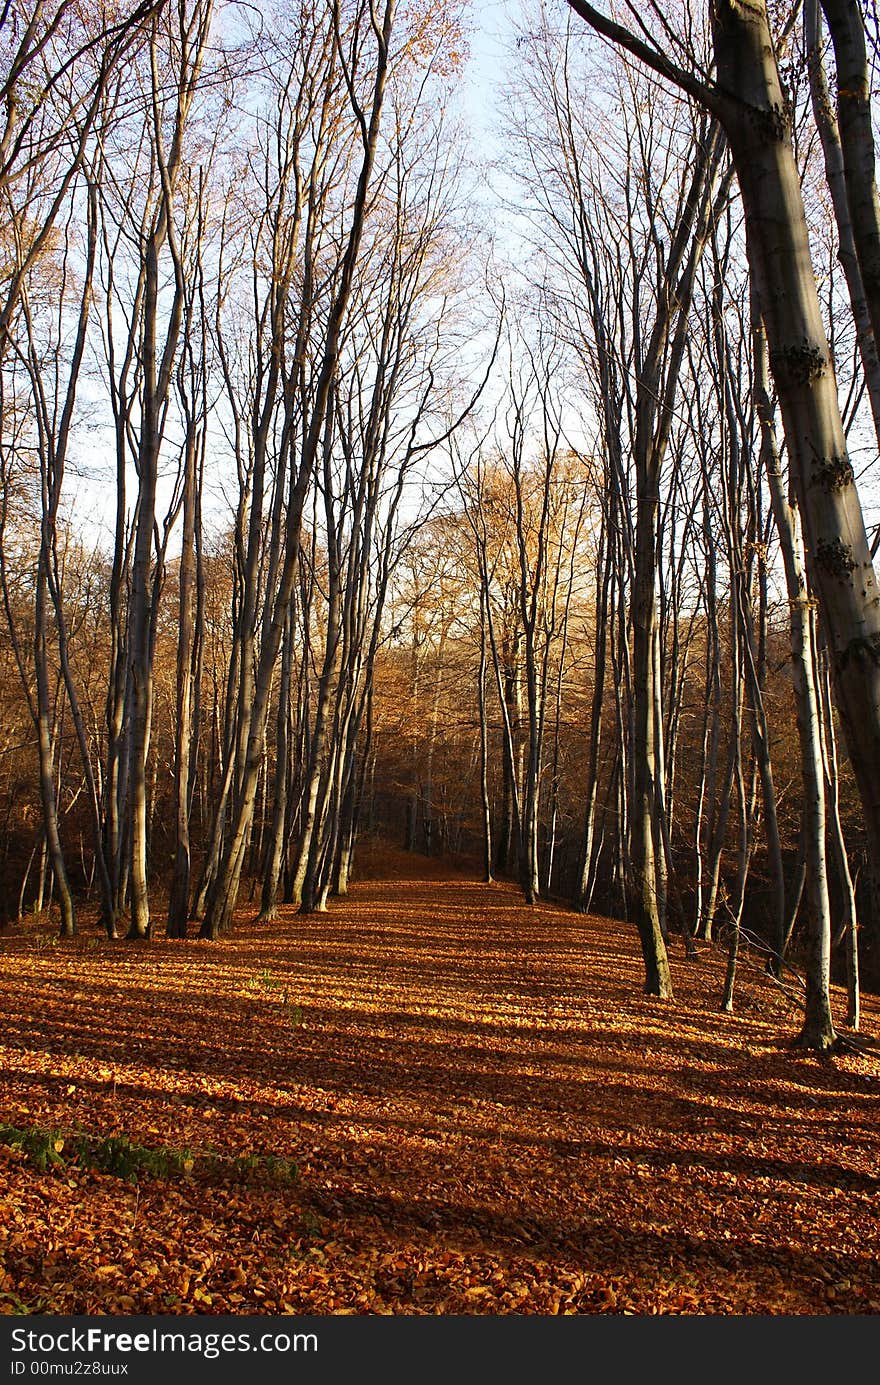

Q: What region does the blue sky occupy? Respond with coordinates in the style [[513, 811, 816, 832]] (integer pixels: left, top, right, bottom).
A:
[[459, 0, 516, 143]]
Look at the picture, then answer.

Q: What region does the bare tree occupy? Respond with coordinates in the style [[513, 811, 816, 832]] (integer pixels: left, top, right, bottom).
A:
[[507, 13, 733, 992], [200, 0, 399, 939], [565, 0, 880, 953]]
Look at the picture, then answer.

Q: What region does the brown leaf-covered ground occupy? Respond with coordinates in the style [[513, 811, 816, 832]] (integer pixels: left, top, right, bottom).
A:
[[2, 848, 879, 1316]]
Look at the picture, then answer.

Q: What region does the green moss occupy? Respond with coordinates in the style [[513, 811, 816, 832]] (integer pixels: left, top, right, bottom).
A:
[[0, 1121, 298, 1186]]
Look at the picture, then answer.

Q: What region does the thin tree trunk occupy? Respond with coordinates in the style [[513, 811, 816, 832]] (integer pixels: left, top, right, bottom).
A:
[[34, 567, 75, 938], [574, 519, 609, 911], [819, 0, 880, 396], [756, 304, 837, 1049], [818, 644, 860, 1029], [805, 0, 880, 450], [477, 584, 493, 882], [259, 612, 293, 921], [167, 411, 202, 937], [201, 1, 397, 940]]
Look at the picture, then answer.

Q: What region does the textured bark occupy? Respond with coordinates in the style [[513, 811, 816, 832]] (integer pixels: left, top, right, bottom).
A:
[[567, 0, 880, 956], [713, 1, 880, 951]]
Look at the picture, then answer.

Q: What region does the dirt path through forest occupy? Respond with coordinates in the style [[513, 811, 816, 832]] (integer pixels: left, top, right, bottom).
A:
[[2, 860, 879, 1314]]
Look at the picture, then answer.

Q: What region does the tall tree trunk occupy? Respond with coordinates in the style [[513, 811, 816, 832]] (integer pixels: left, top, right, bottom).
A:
[[818, 644, 860, 1029], [714, 2, 880, 943], [34, 566, 76, 938], [126, 5, 211, 938], [201, 0, 397, 940], [494, 638, 522, 877], [573, 519, 609, 911], [819, 0, 880, 385], [167, 421, 201, 937], [477, 585, 493, 883], [756, 305, 837, 1050], [567, 0, 880, 956], [631, 478, 671, 994], [805, 0, 880, 450], [126, 239, 162, 941], [259, 613, 293, 921]]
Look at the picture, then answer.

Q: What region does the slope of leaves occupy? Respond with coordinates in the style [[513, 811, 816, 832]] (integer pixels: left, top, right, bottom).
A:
[[1, 854, 879, 1316]]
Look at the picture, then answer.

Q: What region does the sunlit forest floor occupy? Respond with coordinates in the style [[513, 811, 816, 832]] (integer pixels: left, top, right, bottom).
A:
[[2, 847, 879, 1315]]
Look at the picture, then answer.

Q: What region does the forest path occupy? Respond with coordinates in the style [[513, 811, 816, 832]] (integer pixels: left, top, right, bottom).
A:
[[1, 865, 879, 1314]]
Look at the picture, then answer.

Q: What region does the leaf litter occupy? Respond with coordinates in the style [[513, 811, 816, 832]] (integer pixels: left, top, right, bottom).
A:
[[1, 865, 879, 1316]]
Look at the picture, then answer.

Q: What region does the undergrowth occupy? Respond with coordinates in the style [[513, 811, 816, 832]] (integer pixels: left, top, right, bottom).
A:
[[0, 1121, 298, 1186]]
